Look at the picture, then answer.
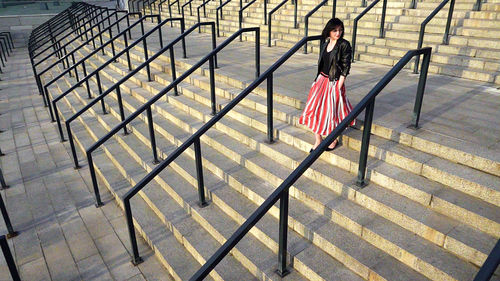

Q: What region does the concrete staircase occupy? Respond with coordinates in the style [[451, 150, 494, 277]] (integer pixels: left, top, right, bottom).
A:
[[38, 16, 500, 280], [147, 0, 500, 84]]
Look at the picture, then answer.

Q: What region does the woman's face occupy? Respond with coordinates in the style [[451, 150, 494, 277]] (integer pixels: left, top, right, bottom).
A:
[[329, 26, 343, 40]]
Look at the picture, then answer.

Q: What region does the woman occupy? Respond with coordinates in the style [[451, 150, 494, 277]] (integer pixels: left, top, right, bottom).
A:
[[298, 18, 355, 152]]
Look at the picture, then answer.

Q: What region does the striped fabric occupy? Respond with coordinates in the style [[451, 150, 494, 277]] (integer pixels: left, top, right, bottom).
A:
[[299, 73, 355, 136]]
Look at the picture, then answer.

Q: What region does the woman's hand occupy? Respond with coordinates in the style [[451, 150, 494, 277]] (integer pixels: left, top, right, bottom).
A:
[[338, 75, 346, 89]]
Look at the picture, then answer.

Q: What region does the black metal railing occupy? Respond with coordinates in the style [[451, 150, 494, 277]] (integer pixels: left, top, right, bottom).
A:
[[29, 3, 91, 57], [0, 190, 17, 238], [0, 32, 14, 53], [30, 4, 102, 56], [36, 11, 142, 118], [182, 0, 196, 17], [29, 3, 86, 49], [413, 0, 455, 73], [48, 15, 170, 142], [268, 0, 297, 47], [474, 239, 500, 281], [32, 9, 134, 110], [197, 0, 213, 31], [238, 0, 258, 40], [351, 0, 387, 62], [303, 0, 336, 54], [159, 0, 175, 27], [169, 0, 182, 15], [0, 235, 20, 281], [61, 18, 189, 171], [33, 9, 130, 70], [30, 5, 110, 65], [190, 42, 431, 280], [473, 0, 482, 11], [80, 28, 259, 264], [216, 0, 235, 36]]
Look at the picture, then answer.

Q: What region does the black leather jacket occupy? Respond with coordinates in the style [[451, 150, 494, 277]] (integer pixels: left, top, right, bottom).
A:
[[316, 38, 352, 81]]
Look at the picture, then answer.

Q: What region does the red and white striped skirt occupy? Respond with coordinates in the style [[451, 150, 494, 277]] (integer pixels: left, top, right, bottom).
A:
[[298, 72, 355, 136]]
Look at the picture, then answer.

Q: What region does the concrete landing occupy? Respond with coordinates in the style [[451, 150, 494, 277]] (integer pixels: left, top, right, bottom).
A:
[[0, 47, 173, 281]]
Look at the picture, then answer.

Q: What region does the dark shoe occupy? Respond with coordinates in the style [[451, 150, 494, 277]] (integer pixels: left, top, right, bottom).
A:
[[326, 139, 338, 151]]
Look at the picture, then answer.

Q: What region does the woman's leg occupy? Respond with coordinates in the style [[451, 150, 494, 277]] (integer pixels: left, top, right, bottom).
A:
[[313, 133, 322, 150]]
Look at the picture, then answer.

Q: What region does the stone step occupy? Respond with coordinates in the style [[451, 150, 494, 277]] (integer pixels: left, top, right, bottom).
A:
[[68, 34, 498, 276], [51, 61, 380, 281], [51, 66, 312, 281], [100, 23, 500, 176], [58, 55, 472, 280]]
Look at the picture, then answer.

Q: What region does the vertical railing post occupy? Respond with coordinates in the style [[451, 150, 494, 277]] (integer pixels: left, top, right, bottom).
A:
[[0, 235, 21, 281], [124, 200, 144, 265], [0, 167, 8, 189], [264, 0, 268, 24], [209, 56, 217, 115], [294, 0, 298, 28], [95, 72, 107, 114], [211, 23, 217, 68], [194, 138, 209, 207], [255, 29, 260, 77], [143, 38, 152, 81], [53, 102, 66, 142], [268, 14, 272, 47], [64, 121, 80, 168], [332, 0, 336, 19], [146, 106, 160, 164], [87, 153, 104, 207], [82, 62, 93, 98], [267, 73, 274, 143], [443, 0, 455, 44], [71, 54, 80, 82], [124, 33, 132, 71], [304, 19, 309, 54], [169, 46, 178, 95], [473, 0, 481, 11], [411, 0, 416, 8], [412, 50, 430, 128], [356, 98, 375, 187], [380, 0, 387, 38], [276, 189, 290, 277], [0, 193, 17, 238], [351, 19, 358, 62], [116, 86, 129, 135]]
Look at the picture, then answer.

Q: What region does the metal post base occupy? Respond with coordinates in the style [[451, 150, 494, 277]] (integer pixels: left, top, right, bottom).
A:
[[198, 201, 209, 208], [73, 164, 81, 170], [355, 179, 368, 188], [276, 268, 291, 277], [95, 202, 104, 208], [152, 159, 160, 165], [131, 256, 144, 266], [6, 231, 18, 239]]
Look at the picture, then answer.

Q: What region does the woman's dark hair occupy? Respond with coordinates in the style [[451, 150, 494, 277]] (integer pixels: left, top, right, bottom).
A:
[[321, 18, 345, 39]]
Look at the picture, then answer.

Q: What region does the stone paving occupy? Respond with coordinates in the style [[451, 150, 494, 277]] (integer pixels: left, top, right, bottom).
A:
[[0, 47, 172, 280]]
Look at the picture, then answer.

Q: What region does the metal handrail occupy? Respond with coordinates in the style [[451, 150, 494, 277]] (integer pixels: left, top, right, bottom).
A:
[[303, 0, 336, 54], [216, 0, 234, 36], [169, 0, 182, 14], [30, 4, 92, 56], [197, 0, 213, 31], [0, 32, 15, 50], [31, 5, 108, 59], [182, 0, 196, 17], [30, 4, 98, 53], [80, 28, 259, 264], [29, 3, 86, 46], [0, 235, 20, 281], [49, 14, 167, 141], [190, 44, 431, 280], [30, 6, 117, 106], [268, 0, 297, 47], [351, 0, 387, 62], [474, 239, 500, 281], [33, 9, 128, 67], [413, 0, 455, 73], [0, 191, 17, 238], [37, 12, 139, 117], [115, 27, 260, 265], [238, 0, 258, 40], [62, 18, 188, 170]]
